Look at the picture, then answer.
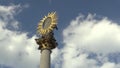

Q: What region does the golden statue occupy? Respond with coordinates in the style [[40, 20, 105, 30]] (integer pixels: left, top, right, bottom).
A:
[[35, 12, 58, 50]]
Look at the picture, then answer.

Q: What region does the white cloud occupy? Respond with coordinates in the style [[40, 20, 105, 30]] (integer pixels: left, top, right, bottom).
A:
[[0, 5, 40, 68], [63, 14, 120, 54], [100, 62, 115, 68], [62, 14, 120, 68]]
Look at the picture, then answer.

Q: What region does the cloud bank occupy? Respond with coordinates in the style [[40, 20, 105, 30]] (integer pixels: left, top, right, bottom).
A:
[[0, 5, 40, 68], [62, 14, 120, 68]]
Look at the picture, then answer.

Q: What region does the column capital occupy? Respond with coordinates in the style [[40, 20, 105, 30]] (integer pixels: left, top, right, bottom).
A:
[[35, 32, 58, 50]]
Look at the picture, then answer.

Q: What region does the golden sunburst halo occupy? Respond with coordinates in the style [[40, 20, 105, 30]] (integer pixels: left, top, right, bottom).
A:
[[37, 12, 57, 35]]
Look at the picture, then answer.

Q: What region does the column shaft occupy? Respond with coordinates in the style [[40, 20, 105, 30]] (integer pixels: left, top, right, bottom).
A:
[[40, 49, 51, 68]]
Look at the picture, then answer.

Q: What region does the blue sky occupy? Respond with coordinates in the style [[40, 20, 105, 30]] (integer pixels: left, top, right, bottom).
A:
[[1, 0, 120, 35], [1, 0, 120, 68], [1, 0, 120, 44]]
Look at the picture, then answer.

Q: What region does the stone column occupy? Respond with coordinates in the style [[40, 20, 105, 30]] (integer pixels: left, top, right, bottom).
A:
[[40, 49, 51, 68]]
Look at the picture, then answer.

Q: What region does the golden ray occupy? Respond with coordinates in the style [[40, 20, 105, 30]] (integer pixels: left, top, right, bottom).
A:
[[37, 12, 57, 35]]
